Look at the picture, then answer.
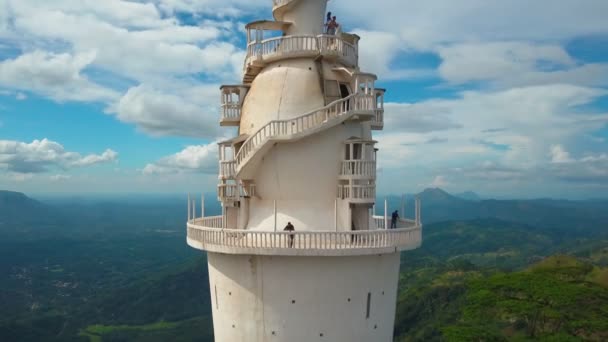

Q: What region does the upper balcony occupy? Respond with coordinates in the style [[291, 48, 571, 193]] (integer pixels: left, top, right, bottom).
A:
[[339, 138, 377, 181], [220, 85, 249, 126], [243, 33, 359, 83], [187, 215, 421, 257], [371, 88, 385, 130], [337, 184, 376, 204], [218, 183, 256, 203]]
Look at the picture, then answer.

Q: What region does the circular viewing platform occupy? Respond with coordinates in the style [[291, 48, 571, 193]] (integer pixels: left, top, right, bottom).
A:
[[187, 216, 422, 257]]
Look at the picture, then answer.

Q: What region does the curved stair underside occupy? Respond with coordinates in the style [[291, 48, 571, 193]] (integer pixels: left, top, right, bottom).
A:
[[235, 92, 375, 180], [272, 0, 299, 22]]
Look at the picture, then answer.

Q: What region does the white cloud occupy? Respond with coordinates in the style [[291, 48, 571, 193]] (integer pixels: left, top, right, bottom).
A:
[[0, 50, 119, 102], [376, 84, 608, 191], [436, 42, 608, 88], [430, 175, 448, 188], [0, 138, 118, 173], [550, 145, 574, 163], [50, 174, 71, 181], [336, 0, 608, 50], [143, 143, 218, 175], [112, 84, 220, 137]]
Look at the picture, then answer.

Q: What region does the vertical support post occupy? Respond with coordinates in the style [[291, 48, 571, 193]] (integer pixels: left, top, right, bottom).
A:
[[384, 198, 388, 230], [415, 197, 421, 226], [274, 200, 277, 232], [221, 205, 226, 229], [401, 194, 405, 220], [419, 197, 422, 225], [192, 197, 196, 221], [187, 194, 191, 221], [201, 194, 205, 218], [334, 198, 338, 232]]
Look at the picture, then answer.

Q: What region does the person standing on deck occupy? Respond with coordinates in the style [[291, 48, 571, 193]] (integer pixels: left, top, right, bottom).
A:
[[391, 210, 399, 229], [284, 222, 295, 247]]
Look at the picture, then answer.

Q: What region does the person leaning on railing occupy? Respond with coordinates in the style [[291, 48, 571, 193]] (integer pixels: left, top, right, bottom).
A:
[[284, 222, 295, 247]]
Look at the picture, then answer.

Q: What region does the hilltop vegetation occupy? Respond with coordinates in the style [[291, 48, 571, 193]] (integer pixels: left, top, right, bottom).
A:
[[394, 255, 608, 341], [0, 191, 607, 341]]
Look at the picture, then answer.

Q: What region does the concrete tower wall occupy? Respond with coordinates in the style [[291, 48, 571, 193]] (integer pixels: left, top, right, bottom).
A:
[[207, 252, 400, 342], [282, 0, 327, 35]]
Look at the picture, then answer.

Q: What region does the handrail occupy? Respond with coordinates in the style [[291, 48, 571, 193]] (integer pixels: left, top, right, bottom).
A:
[[340, 160, 376, 178], [245, 34, 358, 71], [187, 217, 421, 253], [234, 92, 375, 173]]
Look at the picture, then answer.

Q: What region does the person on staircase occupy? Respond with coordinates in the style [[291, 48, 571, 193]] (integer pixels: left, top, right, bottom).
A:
[[284, 222, 295, 247]]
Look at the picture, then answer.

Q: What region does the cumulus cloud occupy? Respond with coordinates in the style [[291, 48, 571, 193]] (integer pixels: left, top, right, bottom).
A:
[[50, 174, 72, 181], [384, 102, 462, 133], [111, 84, 220, 137], [436, 42, 608, 88], [430, 175, 448, 188], [143, 143, 218, 175], [0, 50, 119, 102], [0, 138, 118, 174], [335, 0, 608, 50], [550, 145, 574, 163]]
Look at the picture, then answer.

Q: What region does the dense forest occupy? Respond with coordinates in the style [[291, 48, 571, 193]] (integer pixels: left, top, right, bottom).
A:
[[1, 190, 607, 341]]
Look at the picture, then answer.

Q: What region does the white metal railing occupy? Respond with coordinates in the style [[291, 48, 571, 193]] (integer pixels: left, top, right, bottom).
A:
[[245, 34, 358, 72], [219, 161, 236, 179], [337, 184, 376, 201], [371, 109, 384, 129], [191, 215, 224, 228], [317, 35, 358, 67], [372, 216, 417, 230], [340, 160, 376, 179], [234, 92, 375, 173], [371, 89, 384, 129], [218, 183, 256, 201], [220, 103, 241, 122], [187, 219, 421, 253]]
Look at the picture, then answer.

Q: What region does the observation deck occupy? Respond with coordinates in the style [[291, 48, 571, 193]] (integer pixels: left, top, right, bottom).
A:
[[243, 34, 359, 84], [187, 216, 422, 257]]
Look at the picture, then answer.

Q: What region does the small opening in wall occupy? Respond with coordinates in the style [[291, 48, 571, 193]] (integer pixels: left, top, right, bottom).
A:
[[320, 333, 324, 337], [366, 292, 371, 319], [382, 291, 384, 295], [232, 324, 235, 328], [291, 300, 296, 304], [229, 292, 232, 296], [347, 298, 351, 302], [272, 331, 276, 335], [374, 324, 377, 329], [309, 67, 312, 70]]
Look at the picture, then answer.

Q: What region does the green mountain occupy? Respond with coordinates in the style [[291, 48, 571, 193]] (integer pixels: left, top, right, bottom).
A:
[[0, 190, 61, 227], [2, 193, 608, 341]]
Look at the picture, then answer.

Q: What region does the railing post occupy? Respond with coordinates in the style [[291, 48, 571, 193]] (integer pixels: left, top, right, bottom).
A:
[[192, 197, 196, 221], [201, 194, 205, 218], [384, 198, 388, 230], [274, 200, 277, 232], [187, 194, 191, 221], [334, 198, 338, 232], [415, 197, 421, 226], [401, 194, 405, 221]]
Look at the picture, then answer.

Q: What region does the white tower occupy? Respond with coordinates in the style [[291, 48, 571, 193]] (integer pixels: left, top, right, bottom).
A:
[[187, 1, 422, 341]]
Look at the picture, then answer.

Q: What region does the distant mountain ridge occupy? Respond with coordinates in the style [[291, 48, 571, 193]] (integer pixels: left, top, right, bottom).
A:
[[382, 188, 608, 236], [0, 190, 62, 226]]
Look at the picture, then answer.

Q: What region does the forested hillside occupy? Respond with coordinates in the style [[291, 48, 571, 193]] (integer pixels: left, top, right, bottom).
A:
[[1, 191, 607, 341]]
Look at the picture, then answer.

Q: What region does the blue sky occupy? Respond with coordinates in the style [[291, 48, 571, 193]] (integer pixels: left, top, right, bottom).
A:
[[0, 0, 607, 199]]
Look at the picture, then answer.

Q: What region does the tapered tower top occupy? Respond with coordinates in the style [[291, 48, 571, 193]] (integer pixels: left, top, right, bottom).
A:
[[272, 0, 328, 35]]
